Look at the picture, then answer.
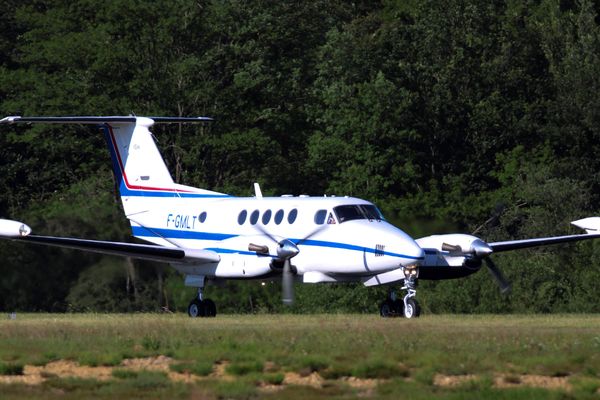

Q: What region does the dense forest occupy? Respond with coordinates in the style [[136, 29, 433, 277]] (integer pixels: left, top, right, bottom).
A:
[[1, 0, 600, 314]]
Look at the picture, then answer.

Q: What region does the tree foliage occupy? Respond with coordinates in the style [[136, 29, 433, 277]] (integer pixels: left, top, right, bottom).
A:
[[1, 0, 600, 313]]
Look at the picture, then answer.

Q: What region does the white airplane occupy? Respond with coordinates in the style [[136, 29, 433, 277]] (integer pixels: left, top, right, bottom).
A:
[[1, 115, 600, 318]]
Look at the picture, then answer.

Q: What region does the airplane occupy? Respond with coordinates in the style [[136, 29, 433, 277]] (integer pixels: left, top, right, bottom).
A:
[[1, 115, 600, 319]]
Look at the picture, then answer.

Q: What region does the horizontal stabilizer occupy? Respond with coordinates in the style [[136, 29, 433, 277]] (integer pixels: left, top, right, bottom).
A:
[[0, 116, 212, 125]]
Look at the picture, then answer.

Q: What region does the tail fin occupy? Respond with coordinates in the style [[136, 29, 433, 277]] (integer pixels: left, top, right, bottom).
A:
[[102, 117, 175, 192], [1, 115, 229, 243]]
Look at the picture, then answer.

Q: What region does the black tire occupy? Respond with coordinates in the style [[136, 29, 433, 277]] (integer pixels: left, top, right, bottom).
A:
[[403, 298, 421, 319], [379, 300, 394, 318], [392, 299, 404, 316], [204, 299, 217, 317], [188, 299, 204, 318]]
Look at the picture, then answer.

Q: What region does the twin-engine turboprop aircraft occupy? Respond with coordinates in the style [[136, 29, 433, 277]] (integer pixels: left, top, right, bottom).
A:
[[1, 115, 600, 318]]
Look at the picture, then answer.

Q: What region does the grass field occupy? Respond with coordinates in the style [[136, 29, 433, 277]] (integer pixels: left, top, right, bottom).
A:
[[0, 313, 599, 399]]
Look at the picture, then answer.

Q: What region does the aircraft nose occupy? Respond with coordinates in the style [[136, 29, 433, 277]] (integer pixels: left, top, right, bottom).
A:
[[407, 241, 425, 265], [396, 235, 424, 266]]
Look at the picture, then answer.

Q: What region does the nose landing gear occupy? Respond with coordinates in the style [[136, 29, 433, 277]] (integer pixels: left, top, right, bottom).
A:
[[379, 264, 421, 318]]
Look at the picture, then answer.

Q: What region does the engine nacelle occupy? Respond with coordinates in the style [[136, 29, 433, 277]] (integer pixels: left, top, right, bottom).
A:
[[415, 234, 483, 267]]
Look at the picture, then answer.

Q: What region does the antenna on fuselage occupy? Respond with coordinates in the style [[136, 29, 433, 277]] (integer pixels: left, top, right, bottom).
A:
[[254, 182, 263, 199]]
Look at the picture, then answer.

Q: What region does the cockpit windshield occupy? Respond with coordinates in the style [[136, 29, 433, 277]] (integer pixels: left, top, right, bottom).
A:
[[333, 204, 385, 223]]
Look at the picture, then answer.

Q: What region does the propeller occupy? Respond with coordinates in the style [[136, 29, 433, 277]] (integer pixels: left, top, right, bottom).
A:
[[251, 224, 328, 305], [442, 238, 511, 293], [484, 257, 511, 294]]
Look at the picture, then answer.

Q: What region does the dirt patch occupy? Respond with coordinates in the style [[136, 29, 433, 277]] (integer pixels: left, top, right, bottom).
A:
[[494, 374, 571, 391], [0, 360, 113, 385], [121, 355, 172, 371], [433, 374, 478, 387], [0, 357, 184, 386], [258, 382, 285, 393], [283, 371, 324, 388], [433, 372, 572, 391], [209, 360, 234, 381], [341, 376, 380, 389], [0, 359, 576, 393], [0, 366, 44, 386]]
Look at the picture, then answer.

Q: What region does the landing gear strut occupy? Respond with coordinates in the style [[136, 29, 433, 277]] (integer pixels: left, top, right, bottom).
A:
[[379, 264, 421, 319], [188, 287, 217, 318]]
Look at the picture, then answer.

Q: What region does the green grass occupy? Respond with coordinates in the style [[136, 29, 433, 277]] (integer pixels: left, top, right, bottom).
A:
[[0, 362, 24, 376], [0, 313, 599, 399], [169, 360, 213, 376]]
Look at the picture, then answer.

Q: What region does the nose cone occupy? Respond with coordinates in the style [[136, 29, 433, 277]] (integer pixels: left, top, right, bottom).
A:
[[389, 226, 424, 265], [404, 240, 425, 265], [374, 222, 424, 265]]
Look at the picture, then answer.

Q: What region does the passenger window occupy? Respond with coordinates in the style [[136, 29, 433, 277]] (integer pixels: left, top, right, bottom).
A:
[[199, 212, 207, 223], [274, 209, 284, 224], [288, 209, 298, 224], [238, 210, 247, 225], [262, 210, 272, 225], [314, 209, 327, 225], [250, 210, 259, 225]]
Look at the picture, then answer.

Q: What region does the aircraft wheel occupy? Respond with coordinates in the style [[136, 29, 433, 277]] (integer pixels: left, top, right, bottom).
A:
[[392, 299, 404, 316], [403, 298, 421, 319], [379, 300, 394, 318], [204, 299, 217, 317], [188, 299, 203, 318]]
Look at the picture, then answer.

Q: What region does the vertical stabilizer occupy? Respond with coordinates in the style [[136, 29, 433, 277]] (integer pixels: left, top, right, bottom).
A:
[[102, 117, 176, 195], [0, 115, 228, 244]]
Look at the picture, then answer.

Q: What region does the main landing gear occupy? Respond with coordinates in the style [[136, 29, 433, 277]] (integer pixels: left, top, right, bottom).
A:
[[188, 287, 217, 318], [379, 264, 421, 319]]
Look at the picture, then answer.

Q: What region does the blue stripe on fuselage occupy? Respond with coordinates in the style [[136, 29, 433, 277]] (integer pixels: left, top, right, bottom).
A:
[[132, 227, 424, 261], [293, 238, 423, 260], [132, 226, 237, 240]]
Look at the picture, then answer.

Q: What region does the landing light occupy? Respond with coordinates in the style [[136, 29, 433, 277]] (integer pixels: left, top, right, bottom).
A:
[[403, 263, 420, 279]]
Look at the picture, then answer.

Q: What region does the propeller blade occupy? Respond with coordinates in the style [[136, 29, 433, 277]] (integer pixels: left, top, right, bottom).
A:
[[282, 259, 294, 305], [295, 225, 328, 246], [254, 224, 280, 245], [484, 258, 511, 294]]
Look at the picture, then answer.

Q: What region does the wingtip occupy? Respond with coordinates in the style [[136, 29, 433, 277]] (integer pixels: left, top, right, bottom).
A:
[[571, 217, 600, 234], [0, 219, 31, 237], [0, 116, 21, 124]]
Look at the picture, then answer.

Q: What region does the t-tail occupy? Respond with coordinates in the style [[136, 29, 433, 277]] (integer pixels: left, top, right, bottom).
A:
[[0, 115, 229, 245]]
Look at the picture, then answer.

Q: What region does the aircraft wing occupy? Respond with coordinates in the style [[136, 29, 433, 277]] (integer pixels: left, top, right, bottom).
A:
[[0, 219, 220, 264], [490, 217, 600, 252], [490, 233, 600, 253]]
